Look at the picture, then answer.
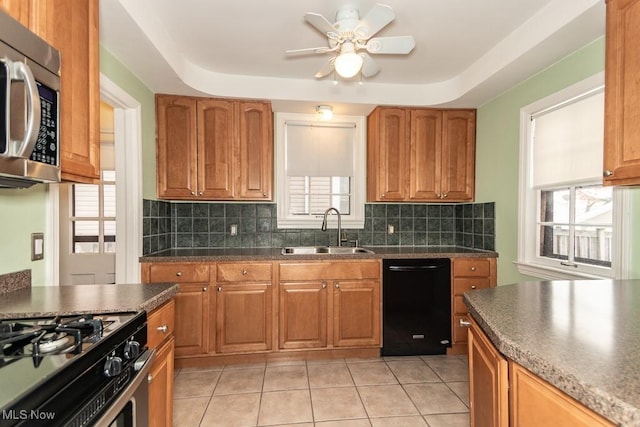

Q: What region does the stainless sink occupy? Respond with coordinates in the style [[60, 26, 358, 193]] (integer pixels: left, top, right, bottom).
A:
[[281, 246, 375, 255]]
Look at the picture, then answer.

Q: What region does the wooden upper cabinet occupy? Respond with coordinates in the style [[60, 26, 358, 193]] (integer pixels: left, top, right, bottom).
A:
[[237, 101, 273, 200], [368, 106, 476, 202], [2, 0, 100, 183], [604, 0, 640, 185], [156, 96, 198, 198], [198, 99, 235, 199], [156, 95, 273, 200], [441, 110, 476, 201]]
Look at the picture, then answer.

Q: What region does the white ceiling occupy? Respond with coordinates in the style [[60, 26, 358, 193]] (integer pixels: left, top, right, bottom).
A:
[[99, 0, 605, 115]]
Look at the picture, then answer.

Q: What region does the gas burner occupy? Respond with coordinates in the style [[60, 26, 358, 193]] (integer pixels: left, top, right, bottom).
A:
[[32, 331, 72, 353]]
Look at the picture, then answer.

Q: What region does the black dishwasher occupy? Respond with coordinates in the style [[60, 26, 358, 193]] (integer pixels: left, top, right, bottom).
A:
[[382, 258, 451, 356]]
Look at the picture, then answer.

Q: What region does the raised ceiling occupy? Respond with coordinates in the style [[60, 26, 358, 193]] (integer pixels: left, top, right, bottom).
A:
[[99, 0, 605, 114]]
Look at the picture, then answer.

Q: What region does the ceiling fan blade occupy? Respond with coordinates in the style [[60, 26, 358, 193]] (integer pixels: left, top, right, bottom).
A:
[[286, 46, 333, 55], [304, 12, 337, 35], [360, 53, 380, 78], [315, 57, 336, 78], [366, 36, 416, 54], [356, 4, 395, 39]]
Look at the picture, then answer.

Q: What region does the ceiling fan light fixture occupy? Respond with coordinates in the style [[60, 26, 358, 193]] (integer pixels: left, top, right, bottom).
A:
[[334, 42, 363, 78], [316, 105, 334, 120]]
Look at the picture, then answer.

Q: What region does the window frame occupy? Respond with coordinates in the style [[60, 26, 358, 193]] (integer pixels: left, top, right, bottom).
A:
[[275, 112, 366, 229], [517, 72, 631, 280]]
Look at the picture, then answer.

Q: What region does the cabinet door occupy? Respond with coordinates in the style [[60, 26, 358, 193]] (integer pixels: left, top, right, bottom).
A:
[[0, 0, 35, 28], [440, 110, 476, 201], [198, 99, 235, 198], [148, 336, 175, 427], [333, 279, 381, 347], [604, 0, 640, 185], [215, 283, 273, 353], [236, 101, 273, 200], [468, 318, 508, 427], [36, 0, 100, 183], [279, 282, 328, 349], [156, 96, 198, 198], [174, 283, 210, 357], [370, 108, 408, 201], [409, 109, 442, 200], [509, 362, 614, 427]]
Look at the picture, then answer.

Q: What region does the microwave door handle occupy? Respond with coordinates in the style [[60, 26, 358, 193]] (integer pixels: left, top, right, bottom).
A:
[[9, 61, 41, 158]]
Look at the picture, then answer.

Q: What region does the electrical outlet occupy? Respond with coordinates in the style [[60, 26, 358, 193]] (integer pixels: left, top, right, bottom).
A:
[[387, 224, 395, 235], [230, 224, 238, 236], [31, 233, 44, 261]]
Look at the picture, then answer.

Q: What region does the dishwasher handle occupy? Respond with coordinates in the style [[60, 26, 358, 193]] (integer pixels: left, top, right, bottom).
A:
[[387, 265, 442, 271]]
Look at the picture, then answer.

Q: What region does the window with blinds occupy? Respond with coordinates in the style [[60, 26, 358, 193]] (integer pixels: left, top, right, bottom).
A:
[[72, 170, 116, 253], [275, 113, 366, 229]]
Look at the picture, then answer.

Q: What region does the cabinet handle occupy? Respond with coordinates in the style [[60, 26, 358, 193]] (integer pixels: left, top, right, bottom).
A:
[[242, 270, 248, 275], [157, 324, 168, 334], [436, 193, 441, 198], [176, 271, 182, 277], [198, 191, 203, 196], [263, 192, 267, 197], [335, 284, 340, 289], [202, 287, 208, 292], [471, 285, 477, 289], [459, 319, 471, 327], [322, 283, 327, 289], [442, 193, 448, 199], [191, 191, 195, 195], [603, 170, 614, 177], [217, 287, 222, 292], [148, 374, 153, 383], [471, 267, 476, 271], [380, 193, 385, 198]]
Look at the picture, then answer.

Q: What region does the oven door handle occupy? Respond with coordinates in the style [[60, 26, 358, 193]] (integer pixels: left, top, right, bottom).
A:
[[93, 348, 156, 427]]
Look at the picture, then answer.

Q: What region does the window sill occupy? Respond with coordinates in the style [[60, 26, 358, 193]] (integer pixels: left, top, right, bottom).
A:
[[514, 261, 612, 281], [276, 218, 364, 230]]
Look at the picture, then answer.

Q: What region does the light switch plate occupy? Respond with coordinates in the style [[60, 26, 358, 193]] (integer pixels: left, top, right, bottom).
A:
[[31, 233, 44, 261]]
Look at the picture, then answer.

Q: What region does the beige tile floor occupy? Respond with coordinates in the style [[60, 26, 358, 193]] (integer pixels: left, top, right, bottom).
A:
[[172, 355, 470, 427]]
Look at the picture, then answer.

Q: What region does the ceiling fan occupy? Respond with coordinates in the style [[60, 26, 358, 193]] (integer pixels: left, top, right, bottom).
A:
[[286, 3, 416, 80]]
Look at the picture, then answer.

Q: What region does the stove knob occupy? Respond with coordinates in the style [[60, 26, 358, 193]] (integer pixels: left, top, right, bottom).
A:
[[104, 356, 123, 377], [124, 341, 141, 359]]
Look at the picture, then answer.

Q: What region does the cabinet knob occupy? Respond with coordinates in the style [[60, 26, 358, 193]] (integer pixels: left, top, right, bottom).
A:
[[471, 267, 476, 271], [459, 318, 471, 327], [603, 170, 614, 177], [263, 192, 267, 197], [148, 374, 153, 383], [322, 283, 327, 289], [436, 193, 441, 198], [176, 271, 182, 277], [157, 324, 168, 334], [242, 270, 248, 275], [471, 285, 477, 289], [442, 193, 448, 199], [198, 191, 203, 196], [380, 193, 385, 198], [202, 287, 208, 292], [217, 287, 222, 292], [191, 191, 196, 195], [335, 284, 340, 289]]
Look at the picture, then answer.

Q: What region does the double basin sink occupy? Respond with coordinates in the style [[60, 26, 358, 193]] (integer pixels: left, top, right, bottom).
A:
[[281, 246, 375, 255]]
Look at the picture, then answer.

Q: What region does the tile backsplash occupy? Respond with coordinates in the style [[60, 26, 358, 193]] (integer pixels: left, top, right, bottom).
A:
[[143, 201, 495, 255]]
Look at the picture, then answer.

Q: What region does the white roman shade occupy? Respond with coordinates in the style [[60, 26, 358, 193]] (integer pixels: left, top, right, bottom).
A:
[[285, 122, 355, 177], [532, 90, 604, 187]]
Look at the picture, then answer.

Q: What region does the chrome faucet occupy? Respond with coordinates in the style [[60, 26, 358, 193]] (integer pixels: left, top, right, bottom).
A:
[[321, 207, 347, 247]]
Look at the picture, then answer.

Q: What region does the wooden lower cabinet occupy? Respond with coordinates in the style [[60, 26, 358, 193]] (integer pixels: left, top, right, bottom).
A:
[[214, 282, 273, 353], [279, 281, 328, 349], [147, 300, 175, 427], [469, 316, 615, 427], [333, 279, 381, 347], [468, 317, 508, 427]]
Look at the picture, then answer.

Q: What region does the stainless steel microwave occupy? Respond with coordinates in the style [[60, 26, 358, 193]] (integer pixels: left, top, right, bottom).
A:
[[0, 10, 61, 188]]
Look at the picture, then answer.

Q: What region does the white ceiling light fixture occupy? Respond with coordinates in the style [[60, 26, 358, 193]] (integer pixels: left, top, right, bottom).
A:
[[286, 4, 415, 81], [316, 105, 333, 120]]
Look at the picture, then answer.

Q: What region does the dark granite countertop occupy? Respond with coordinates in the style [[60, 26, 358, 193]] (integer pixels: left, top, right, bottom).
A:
[[140, 246, 497, 262], [0, 283, 179, 319], [464, 279, 640, 426]]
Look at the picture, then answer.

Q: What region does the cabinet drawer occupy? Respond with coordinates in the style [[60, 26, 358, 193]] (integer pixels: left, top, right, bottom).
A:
[[217, 262, 272, 282], [148, 299, 176, 349], [148, 263, 210, 283], [453, 278, 491, 294], [453, 296, 468, 315], [280, 261, 380, 281], [453, 258, 491, 277]]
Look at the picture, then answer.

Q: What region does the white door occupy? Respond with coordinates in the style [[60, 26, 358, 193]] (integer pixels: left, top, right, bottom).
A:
[[58, 102, 117, 285]]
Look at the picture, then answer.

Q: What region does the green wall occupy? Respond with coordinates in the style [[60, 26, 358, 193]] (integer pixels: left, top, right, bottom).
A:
[[475, 36, 640, 284], [100, 46, 156, 199], [0, 186, 48, 284]]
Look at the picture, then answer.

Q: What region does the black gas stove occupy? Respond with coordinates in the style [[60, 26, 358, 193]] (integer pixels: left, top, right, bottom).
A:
[[0, 311, 148, 427]]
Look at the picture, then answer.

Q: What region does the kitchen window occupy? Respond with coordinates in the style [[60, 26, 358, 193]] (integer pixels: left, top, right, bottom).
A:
[[275, 113, 366, 228], [71, 170, 117, 253], [517, 72, 630, 279]]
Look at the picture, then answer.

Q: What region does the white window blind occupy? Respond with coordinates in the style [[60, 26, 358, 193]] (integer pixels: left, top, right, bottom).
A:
[[532, 90, 604, 188], [285, 123, 355, 177]]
